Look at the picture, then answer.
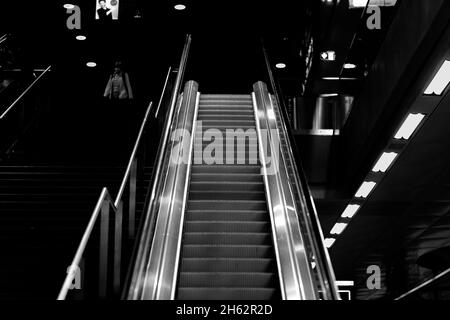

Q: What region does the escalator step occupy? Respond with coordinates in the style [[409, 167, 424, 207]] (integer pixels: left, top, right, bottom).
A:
[[188, 200, 267, 211], [189, 181, 264, 192], [177, 288, 278, 300], [186, 210, 269, 222], [188, 191, 265, 201], [178, 272, 278, 288], [190, 174, 262, 183], [180, 258, 277, 273], [181, 245, 274, 258], [184, 221, 270, 233], [191, 165, 261, 174], [183, 233, 272, 245]]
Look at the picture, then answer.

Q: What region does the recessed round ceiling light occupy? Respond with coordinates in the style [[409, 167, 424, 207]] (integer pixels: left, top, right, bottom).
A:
[[344, 63, 357, 69], [76, 35, 86, 41], [86, 62, 97, 68], [63, 4, 75, 10], [275, 63, 286, 69], [174, 4, 186, 10]]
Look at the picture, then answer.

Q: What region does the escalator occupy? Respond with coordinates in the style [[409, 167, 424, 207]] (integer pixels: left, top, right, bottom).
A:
[[127, 78, 339, 300], [176, 94, 281, 300], [60, 35, 339, 301]]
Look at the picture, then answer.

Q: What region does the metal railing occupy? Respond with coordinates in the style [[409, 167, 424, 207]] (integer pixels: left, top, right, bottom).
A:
[[0, 65, 52, 120], [0, 34, 8, 46], [0, 65, 52, 161], [57, 100, 154, 300], [395, 266, 450, 300], [261, 41, 340, 300]]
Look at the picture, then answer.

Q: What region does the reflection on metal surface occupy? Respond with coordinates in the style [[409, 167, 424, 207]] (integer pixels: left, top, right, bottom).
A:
[[252, 82, 317, 300], [127, 35, 192, 300], [132, 81, 199, 300]]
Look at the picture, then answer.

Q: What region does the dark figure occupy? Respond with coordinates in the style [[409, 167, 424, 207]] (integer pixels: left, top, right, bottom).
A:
[[103, 61, 133, 100]]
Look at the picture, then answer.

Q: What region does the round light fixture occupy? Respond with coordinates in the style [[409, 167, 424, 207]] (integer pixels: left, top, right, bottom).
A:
[[275, 63, 286, 69], [174, 4, 186, 10], [76, 35, 86, 41], [344, 63, 357, 69], [63, 4, 75, 10], [86, 62, 97, 68]]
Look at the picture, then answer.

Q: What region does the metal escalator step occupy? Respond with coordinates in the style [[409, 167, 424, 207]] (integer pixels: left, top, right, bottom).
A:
[[189, 181, 264, 192], [181, 245, 274, 258], [188, 190, 265, 201], [178, 272, 278, 288], [190, 173, 262, 183], [200, 94, 251, 99], [191, 165, 260, 174], [183, 233, 272, 245], [176, 287, 278, 300], [186, 210, 269, 222], [197, 114, 255, 120], [201, 125, 256, 130], [179, 258, 276, 273], [184, 221, 270, 233], [198, 110, 254, 115], [200, 120, 256, 126], [199, 106, 253, 111], [188, 200, 267, 211]]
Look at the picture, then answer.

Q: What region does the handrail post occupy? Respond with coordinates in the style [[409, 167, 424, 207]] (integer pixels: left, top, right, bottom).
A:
[[99, 199, 110, 299]]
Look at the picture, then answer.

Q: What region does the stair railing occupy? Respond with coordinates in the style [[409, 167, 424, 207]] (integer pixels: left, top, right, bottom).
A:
[[0, 65, 52, 161], [57, 99, 155, 300]]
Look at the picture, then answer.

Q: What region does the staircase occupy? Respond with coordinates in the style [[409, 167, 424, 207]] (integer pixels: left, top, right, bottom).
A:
[[0, 166, 152, 299], [176, 94, 281, 300]]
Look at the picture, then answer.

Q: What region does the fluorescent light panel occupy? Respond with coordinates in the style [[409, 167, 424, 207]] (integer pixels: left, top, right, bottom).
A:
[[324, 238, 336, 248], [424, 60, 450, 95], [372, 152, 398, 173], [275, 63, 286, 69], [394, 113, 425, 140], [349, 0, 397, 8], [320, 93, 339, 98], [341, 204, 360, 219], [355, 181, 376, 198], [330, 223, 348, 235], [322, 77, 358, 81]]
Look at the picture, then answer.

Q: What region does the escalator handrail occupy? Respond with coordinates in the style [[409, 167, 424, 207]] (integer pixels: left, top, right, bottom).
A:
[[0, 65, 52, 120], [261, 41, 340, 300], [155, 66, 173, 119], [126, 34, 192, 299]]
